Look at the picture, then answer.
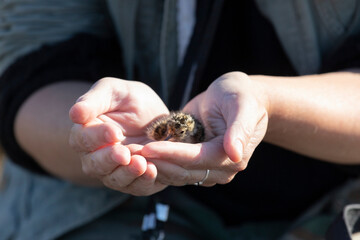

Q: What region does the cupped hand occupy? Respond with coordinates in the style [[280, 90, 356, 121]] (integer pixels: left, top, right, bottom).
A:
[[142, 72, 269, 186], [69, 77, 169, 195]]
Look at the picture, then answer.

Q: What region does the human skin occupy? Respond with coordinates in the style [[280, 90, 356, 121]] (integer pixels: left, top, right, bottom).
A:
[[15, 79, 170, 195], [14, 71, 360, 194], [142, 71, 360, 186]]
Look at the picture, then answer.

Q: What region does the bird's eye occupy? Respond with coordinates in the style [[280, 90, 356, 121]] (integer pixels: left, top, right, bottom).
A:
[[180, 131, 184, 134]]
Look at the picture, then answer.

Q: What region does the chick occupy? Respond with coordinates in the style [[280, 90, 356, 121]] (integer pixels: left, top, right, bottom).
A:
[[146, 111, 205, 143]]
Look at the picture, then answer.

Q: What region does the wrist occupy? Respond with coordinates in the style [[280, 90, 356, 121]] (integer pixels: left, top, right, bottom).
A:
[[250, 74, 287, 143], [250, 74, 272, 118]]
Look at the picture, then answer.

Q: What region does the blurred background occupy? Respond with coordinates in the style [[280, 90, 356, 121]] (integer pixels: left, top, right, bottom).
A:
[[0, 147, 3, 184]]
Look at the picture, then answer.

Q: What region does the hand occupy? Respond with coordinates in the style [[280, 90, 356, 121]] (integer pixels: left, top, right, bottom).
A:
[[69, 77, 169, 195], [142, 72, 269, 186]]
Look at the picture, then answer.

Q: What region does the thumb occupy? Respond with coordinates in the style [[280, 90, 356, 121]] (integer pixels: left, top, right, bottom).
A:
[[223, 98, 258, 163], [69, 78, 126, 124]]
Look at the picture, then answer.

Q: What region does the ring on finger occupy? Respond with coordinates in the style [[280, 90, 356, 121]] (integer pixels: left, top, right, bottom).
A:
[[194, 169, 210, 186]]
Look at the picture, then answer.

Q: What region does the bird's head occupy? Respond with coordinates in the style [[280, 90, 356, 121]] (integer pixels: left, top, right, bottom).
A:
[[166, 113, 195, 142]]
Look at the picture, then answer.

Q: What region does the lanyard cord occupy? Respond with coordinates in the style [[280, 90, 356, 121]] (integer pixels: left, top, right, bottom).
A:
[[141, 193, 170, 240], [168, 0, 224, 110], [141, 1, 224, 239]]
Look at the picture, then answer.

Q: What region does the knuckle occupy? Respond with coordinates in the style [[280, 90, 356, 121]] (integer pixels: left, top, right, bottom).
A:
[[77, 125, 100, 151], [211, 72, 247, 88], [218, 174, 235, 185], [177, 170, 191, 184], [82, 157, 98, 177], [222, 92, 241, 104], [107, 173, 119, 185], [79, 133, 92, 151], [156, 175, 172, 185], [102, 174, 121, 190], [102, 122, 114, 133], [68, 124, 83, 150], [159, 170, 190, 186], [236, 161, 248, 172], [81, 161, 93, 176], [98, 77, 117, 84], [81, 154, 107, 177], [222, 71, 247, 80]]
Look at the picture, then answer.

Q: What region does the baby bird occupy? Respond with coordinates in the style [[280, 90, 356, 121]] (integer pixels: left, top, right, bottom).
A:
[[146, 111, 205, 143]]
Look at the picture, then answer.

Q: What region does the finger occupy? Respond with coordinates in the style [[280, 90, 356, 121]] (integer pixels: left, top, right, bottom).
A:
[[122, 162, 167, 196], [143, 140, 245, 186], [222, 94, 259, 163], [69, 121, 124, 152], [150, 158, 215, 186], [126, 144, 144, 155], [101, 154, 147, 189], [149, 159, 188, 186], [142, 138, 232, 170], [69, 77, 128, 124], [151, 158, 235, 186], [81, 143, 131, 177]]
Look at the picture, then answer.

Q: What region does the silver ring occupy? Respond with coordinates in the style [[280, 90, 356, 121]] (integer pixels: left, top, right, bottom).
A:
[[194, 169, 210, 186]]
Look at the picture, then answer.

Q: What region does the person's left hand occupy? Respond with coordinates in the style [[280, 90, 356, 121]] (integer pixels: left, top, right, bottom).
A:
[[141, 72, 269, 186], [69, 77, 170, 195]]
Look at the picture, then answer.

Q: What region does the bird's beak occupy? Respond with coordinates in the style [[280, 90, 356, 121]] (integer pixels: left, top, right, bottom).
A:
[[164, 134, 173, 141]]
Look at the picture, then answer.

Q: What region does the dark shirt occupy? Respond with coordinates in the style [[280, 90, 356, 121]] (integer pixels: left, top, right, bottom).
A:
[[182, 0, 355, 226], [0, 0, 359, 227]]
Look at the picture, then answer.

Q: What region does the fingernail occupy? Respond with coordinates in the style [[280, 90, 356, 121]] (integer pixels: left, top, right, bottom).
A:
[[105, 129, 124, 143], [233, 139, 243, 162], [114, 129, 124, 141]]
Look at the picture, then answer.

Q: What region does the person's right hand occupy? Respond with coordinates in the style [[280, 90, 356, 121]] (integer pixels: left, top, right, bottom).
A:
[[141, 72, 269, 187], [69, 77, 169, 196]]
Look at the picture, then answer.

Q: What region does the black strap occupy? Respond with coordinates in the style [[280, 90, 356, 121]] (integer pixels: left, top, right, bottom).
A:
[[142, 2, 225, 238], [188, 0, 224, 100], [168, 0, 224, 110]]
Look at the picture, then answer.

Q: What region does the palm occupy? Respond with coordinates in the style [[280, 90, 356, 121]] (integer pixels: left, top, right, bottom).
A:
[[183, 93, 226, 141], [183, 73, 268, 163], [97, 81, 169, 146], [69, 78, 170, 195]]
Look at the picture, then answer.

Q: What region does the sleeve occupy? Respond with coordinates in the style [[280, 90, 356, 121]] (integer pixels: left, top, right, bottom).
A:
[[0, 33, 125, 175], [321, 32, 360, 72]]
